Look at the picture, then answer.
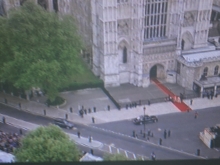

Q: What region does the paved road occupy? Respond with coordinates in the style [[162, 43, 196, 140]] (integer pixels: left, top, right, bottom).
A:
[[0, 104, 199, 160], [0, 123, 106, 159], [94, 106, 220, 159]]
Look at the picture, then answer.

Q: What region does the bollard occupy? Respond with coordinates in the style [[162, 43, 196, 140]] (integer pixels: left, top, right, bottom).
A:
[[65, 114, 68, 120], [19, 129, 22, 135], [88, 108, 91, 113], [4, 98, 7, 104], [90, 149, 94, 155], [43, 109, 46, 116], [107, 105, 110, 111], [133, 131, 135, 137], [196, 149, 200, 156], [77, 131, 80, 138], [18, 103, 21, 109], [89, 136, 92, 143], [92, 117, 95, 123], [126, 104, 128, 109], [2, 117, 5, 124], [93, 107, 96, 113], [70, 107, 72, 113], [159, 138, 162, 145]]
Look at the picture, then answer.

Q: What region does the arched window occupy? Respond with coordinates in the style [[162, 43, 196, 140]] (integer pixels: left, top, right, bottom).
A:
[[0, 0, 6, 16], [38, 0, 48, 10], [203, 67, 208, 76], [20, 0, 27, 6], [181, 39, 185, 50], [214, 65, 219, 75], [53, 0, 58, 12], [123, 46, 127, 63]]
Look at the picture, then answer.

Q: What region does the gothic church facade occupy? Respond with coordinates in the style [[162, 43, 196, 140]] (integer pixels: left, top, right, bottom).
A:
[[1, 0, 220, 96]]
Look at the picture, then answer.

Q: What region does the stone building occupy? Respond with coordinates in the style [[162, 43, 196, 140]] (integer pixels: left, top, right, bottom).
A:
[[1, 0, 220, 97]]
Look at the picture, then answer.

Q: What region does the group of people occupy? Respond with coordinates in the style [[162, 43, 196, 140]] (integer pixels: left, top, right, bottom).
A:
[[203, 90, 218, 99], [167, 95, 182, 103], [0, 130, 21, 153]]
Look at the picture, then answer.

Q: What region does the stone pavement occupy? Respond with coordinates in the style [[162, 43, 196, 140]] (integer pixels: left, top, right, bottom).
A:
[[1, 90, 220, 125], [1, 89, 220, 160]]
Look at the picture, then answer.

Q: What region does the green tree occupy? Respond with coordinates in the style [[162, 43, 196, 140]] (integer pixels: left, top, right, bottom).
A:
[[14, 125, 80, 162], [0, 1, 84, 101], [103, 153, 129, 161]]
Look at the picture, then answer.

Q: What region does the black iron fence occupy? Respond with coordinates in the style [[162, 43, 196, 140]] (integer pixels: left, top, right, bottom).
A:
[[183, 93, 200, 100], [118, 96, 170, 109], [118, 93, 200, 109]]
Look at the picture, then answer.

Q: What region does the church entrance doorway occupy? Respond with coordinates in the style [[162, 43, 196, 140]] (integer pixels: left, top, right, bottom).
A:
[[150, 64, 165, 79], [150, 65, 157, 78]]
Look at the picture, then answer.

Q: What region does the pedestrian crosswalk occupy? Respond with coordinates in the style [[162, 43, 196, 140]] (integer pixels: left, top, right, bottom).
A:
[[99, 143, 149, 160]]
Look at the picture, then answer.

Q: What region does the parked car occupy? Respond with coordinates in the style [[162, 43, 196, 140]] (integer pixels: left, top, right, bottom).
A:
[[53, 118, 74, 129], [133, 115, 158, 125]]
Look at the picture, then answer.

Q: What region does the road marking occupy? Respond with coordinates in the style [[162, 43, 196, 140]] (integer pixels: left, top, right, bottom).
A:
[[90, 125, 206, 159], [109, 143, 115, 147], [133, 154, 136, 160], [109, 146, 112, 153], [125, 151, 128, 158]]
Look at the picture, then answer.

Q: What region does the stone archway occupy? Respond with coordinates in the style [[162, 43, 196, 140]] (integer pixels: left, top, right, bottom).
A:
[[150, 64, 165, 79], [182, 31, 194, 50]]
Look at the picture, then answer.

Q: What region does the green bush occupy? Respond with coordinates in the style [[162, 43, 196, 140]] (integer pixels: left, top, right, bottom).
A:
[[60, 79, 104, 91], [46, 96, 65, 106]]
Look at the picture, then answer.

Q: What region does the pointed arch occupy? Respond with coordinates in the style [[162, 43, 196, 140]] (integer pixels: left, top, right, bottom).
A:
[[181, 31, 194, 50], [123, 46, 127, 63], [118, 39, 129, 64]]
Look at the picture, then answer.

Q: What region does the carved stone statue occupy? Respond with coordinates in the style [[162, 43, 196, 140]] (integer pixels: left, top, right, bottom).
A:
[[184, 11, 194, 27], [118, 19, 129, 36]]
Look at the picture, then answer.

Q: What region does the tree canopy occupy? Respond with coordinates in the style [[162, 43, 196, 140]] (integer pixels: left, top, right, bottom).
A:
[[0, 1, 84, 101], [14, 125, 80, 162], [103, 153, 129, 161]]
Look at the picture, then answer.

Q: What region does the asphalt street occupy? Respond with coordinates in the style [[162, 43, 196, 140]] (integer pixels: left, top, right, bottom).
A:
[[0, 123, 106, 159], [94, 106, 220, 159], [0, 103, 200, 160]]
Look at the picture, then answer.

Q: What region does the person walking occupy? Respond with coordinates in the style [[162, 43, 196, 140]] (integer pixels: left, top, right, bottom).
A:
[[151, 152, 156, 161], [190, 99, 193, 105], [194, 111, 198, 119], [168, 130, 171, 137], [164, 129, 167, 139]]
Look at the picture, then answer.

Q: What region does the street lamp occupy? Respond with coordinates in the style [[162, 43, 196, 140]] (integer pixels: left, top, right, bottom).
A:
[[143, 106, 146, 137]]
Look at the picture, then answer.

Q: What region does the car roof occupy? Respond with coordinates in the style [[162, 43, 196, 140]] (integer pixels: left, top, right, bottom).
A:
[[54, 118, 66, 122]]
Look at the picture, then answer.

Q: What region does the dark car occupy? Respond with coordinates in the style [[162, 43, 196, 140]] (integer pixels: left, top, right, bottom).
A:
[[133, 115, 158, 125], [53, 118, 74, 129]]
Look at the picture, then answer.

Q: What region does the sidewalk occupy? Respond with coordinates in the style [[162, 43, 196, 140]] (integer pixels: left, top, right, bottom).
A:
[[1, 92, 220, 125]]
